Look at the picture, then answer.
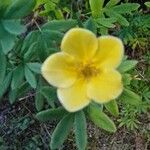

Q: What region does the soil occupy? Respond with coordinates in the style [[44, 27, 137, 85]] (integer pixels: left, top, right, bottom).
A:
[[0, 97, 149, 150]]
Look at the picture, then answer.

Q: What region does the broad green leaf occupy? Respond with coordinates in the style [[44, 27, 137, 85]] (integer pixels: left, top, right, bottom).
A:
[[36, 107, 68, 122], [0, 71, 12, 99], [118, 60, 138, 73], [27, 63, 41, 74], [89, 0, 104, 18], [2, 20, 25, 35], [42, 19, 77, 32], [104, 100, 119, 117], [11, 65, 24, 89], [74, 111, 87, 150], [84, 18, 97, 33], [145, 2, 150, 8], [24, 66, 37, 88], [120, 88, 141, 105], [112, 3, 140, 14], [88, 104, 116, 132], [5, 0, 36, 19], [0, 50, 6, 83], [50, 114, 74, 149]]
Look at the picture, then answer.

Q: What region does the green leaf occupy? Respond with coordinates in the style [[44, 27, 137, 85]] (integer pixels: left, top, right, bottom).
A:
[[0, 71, 12, 99], [96, 18, 116, 28], [88, 104, 116, 132], [21, 31, 39, 55], [40, 86, 56, 108], [35, 91, 45, 111], [112, 3, 140, 14], [89, 0, 104, 18], [27, 62, 41, 74], [22, 30, 63, 62], [0, 10, 26, 54], [2, 20, 26, 35], [37, 30, 63, 61], [122, 74, 132, 86], [35, 77, 45, 111], [5, 0, 36, 19], [24, 66, 37, 88], [145, 2, 150, 8], [0, 50, 6, 83], [74, 111, 87, 150], [17, 82, 31, 98], [23, 42, 37, 62], [11, 65, 24, 89], [120, 88, 141, 105], [118, 60, 138, 73], [84, 18, 97, 33], [105, 10, 129, 26], [0, 23, 16, 54], [0, 0, 11, 17], [25, 30, 64, 62], [36, 107, 68, 122], [50, 114, 74, 149], [104, 100, 119, 117], [98, 26, 108, 35], [9, 82, 31, 104], [9, 89, 17, 104], [106, 0, 120, 8], [42, 19, 77, 32]]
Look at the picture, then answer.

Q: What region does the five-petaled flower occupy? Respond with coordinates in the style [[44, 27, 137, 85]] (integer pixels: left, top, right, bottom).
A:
[[41, 28, 124, 112]]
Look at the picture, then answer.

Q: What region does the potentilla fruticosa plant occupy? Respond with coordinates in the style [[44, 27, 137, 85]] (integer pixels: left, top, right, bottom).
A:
[[39, 27, 137, 150]]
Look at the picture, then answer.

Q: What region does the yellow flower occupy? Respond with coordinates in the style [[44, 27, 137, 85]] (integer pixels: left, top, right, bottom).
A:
[[42, 28, 124, 112]]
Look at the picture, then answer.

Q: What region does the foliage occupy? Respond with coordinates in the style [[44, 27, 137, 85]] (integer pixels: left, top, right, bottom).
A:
[[0, 0, 150, 149], [115, 13, 150, 48], [89, 0, 140, 34]]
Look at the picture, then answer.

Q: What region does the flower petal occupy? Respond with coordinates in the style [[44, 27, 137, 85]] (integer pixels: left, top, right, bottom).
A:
[[94, 36, 124, 69], [87, 70, 123, 103], [57, 79, 90, 112], [61, 28, 98, 61], [41, 52, 77, 88]]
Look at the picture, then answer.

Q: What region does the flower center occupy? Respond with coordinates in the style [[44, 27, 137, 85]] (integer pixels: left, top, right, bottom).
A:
[[77, 62, 99, 79]]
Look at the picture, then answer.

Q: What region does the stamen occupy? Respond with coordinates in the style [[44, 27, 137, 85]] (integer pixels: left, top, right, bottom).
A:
[[76, 62, 99, 79]]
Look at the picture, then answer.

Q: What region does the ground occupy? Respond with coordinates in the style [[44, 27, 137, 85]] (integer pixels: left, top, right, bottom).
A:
[[0, 97, 149, 150]]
